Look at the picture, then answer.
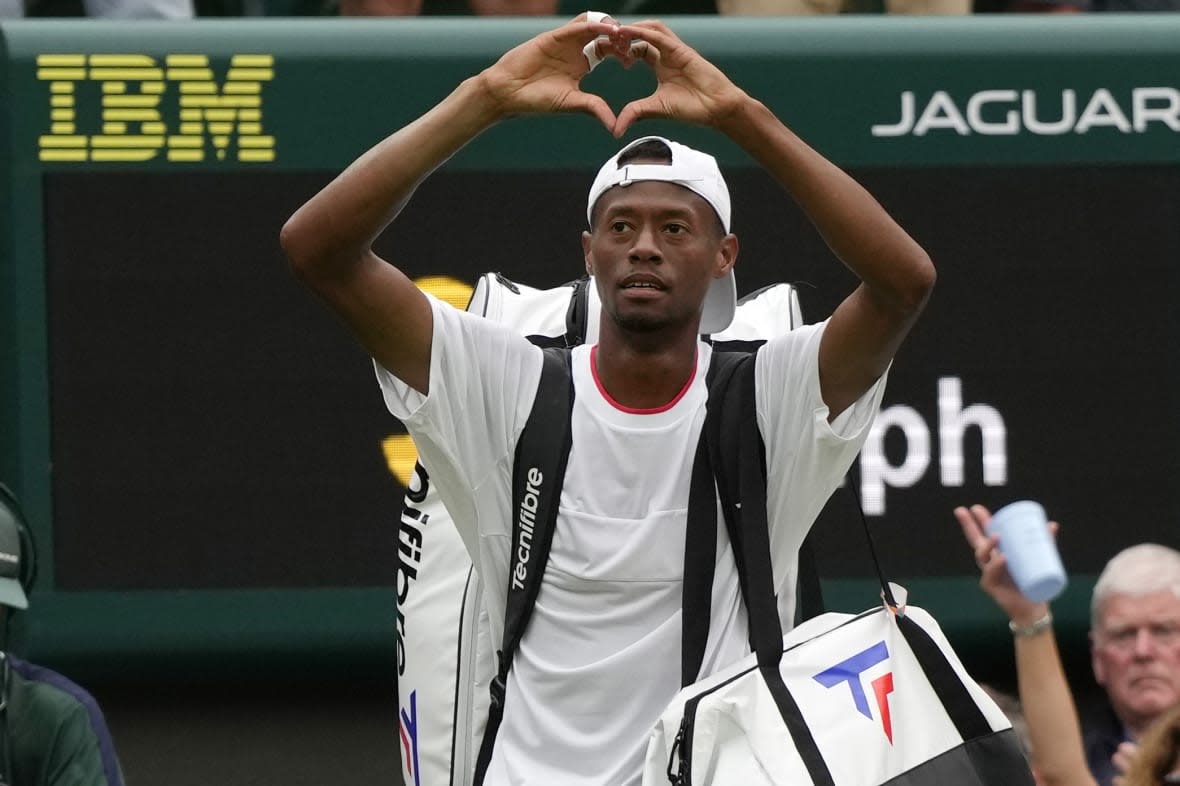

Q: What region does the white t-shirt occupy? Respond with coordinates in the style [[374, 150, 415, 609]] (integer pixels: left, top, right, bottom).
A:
[[376, 296, 887, 786]]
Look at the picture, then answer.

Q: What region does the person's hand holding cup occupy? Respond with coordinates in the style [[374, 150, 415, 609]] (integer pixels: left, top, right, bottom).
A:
[[956, 501, 1067, 629], [987, 500, 1067, 604]]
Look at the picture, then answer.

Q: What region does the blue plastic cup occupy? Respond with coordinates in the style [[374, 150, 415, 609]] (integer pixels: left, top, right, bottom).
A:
[[989, 501, 1067, 603]]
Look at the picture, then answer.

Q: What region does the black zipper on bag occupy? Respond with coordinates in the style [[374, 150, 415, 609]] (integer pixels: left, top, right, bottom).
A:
[[667, 667, 752, 785], [666, 607, 886, 785], [669, 663, 767, 786], [667, 718, 688, 786]]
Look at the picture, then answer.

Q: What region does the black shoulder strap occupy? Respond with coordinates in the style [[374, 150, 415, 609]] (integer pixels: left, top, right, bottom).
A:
[[0, 653, 9, 786], [473, 346, 574, 785], [694, 350, 835, 785], [521, 275, 592, 350], [680, 350, 746, 686], [708, 353, 781, 663], [562, 275, 591, 347], [681, 349, 824, 685], [705, 341, 823, 630]]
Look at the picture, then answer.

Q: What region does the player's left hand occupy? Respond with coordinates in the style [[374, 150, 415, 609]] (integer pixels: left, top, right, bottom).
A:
[[611, 21, 748, 137]]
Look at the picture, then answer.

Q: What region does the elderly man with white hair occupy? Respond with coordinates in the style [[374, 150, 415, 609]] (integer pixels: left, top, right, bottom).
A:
[[1084, 543, 1180, 786]]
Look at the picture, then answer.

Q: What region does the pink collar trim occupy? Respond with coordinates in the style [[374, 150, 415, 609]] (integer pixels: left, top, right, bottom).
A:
[[589, 345, 698, 415]]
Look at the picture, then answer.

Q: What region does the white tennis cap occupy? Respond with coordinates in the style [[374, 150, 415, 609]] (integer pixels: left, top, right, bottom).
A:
[[586, 135, 736, 334]]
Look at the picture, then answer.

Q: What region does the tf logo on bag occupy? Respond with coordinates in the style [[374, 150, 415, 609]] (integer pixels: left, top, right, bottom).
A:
[[813, 640, 895, 744], [644, 604, 1035, 786]]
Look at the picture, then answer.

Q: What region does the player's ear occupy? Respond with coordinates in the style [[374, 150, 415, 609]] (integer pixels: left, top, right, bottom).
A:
[[582, 230, 594, 275], [716, 233, 738, 279]]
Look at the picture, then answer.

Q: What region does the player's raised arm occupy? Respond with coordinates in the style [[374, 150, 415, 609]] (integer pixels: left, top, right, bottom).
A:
[[616, 20, 936, 420], [280, 14, 627, 394]]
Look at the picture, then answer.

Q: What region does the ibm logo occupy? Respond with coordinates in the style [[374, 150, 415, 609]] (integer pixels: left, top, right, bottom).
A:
[[36, 53, 276, 163]]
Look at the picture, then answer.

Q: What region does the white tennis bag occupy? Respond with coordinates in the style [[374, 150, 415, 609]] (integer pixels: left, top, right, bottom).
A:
[[637, 382, 1031, 785], [396, 273, 805, 786], [642, 593, 1033, 786], [634, 362, 1032, 786]]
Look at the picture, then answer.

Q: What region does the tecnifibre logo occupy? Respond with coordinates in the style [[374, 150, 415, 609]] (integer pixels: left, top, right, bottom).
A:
[[872, 87, 1180, 137], [511, 467, 543, 591], [397, 462, 431, 678]]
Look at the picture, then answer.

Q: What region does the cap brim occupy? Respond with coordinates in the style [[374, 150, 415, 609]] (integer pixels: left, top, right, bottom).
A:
[[700, 270, 737, 335], [0, 578, 28, 610]]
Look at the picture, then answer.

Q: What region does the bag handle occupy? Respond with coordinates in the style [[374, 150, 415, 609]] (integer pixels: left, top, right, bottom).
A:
[[699, 352, 836, 786], [682, 349, 824, 683], [844, 475, 900, 611], [681, 420, 718, 686], [845, 470, 995, 741]]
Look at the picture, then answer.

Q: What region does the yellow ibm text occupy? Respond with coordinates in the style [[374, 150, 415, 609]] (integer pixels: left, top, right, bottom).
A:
[[37, 53, 275, 163], [381, 276, 475, 487]]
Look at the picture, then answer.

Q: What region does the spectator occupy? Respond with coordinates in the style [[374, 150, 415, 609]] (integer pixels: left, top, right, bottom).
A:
[[991, 0, 1084, 12], [979, 0, 1180, 14], [281, 12, 933, 785], [957, 503, 1096, 786], [0, 0, 193, 17], [1088, 0, 1180, 10], [1084, 543, 1180, 786], [0, 484, 125, 786], [717, 0, 970, 17], [337, 0, 556, 15]]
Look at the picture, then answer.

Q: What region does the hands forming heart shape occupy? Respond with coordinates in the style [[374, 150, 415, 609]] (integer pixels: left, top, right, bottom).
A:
[[482, 14, 746, 139]]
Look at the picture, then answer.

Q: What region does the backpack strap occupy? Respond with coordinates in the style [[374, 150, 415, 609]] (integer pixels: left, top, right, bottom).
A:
[[793, 537, 823, 626], [521, 275, 592, 349], [562, 275, 592, 347], [473, 346, 574, 786]]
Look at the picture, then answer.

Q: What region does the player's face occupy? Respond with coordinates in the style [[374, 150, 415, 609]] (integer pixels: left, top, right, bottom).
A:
[[583, 181, 734, 334]]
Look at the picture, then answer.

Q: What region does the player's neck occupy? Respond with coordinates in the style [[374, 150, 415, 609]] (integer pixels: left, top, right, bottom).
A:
[[592, 328, 700, 411]]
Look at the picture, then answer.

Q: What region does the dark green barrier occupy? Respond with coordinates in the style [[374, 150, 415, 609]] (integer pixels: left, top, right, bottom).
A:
[[2, 16, 1179, 683]]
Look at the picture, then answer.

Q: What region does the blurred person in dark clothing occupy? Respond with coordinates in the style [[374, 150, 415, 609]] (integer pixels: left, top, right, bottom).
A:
[[0, 485, 125, 786]]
